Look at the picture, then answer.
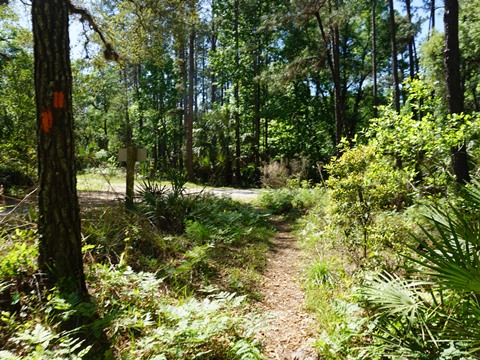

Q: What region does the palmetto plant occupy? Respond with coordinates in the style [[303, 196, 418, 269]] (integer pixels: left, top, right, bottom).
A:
[[361, 181, 480, 358], [409, 183, 480, 295]]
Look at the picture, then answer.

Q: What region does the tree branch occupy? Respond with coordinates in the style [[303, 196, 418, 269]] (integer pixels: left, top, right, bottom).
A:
[[67, 1, 121, 62], [0, 52, 12, 61]]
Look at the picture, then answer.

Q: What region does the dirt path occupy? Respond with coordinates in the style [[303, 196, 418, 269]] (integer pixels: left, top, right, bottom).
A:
[[2, 188, 319, 359], [257, 219, 318, 360]]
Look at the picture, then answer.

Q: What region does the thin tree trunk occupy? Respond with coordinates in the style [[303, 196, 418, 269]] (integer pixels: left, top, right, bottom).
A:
[[33, 0, 86, 296], [389, 0, 401, 112], [180, 43, 187, 171], [234, 0, 241, 185], [124, 66, 135, 210], [444, 0, 470, 184], [253, 56, 261, 185], [430, 0, 435, 34], [372, 0, 378, 118], [405, 0, 416, 79], [332, 24, 345, 145], [314, 8, 346, 149], [187, 29, 195, 182]]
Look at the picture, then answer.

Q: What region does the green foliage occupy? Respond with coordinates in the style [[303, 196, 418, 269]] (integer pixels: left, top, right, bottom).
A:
[[0, 241, 37, 279], [367, 78, 480, 195], [82, 203, 171, 271], [302, 255, 364, 358], [0, 228, 38, 308], [259, 189, 295, 215], [81, 184, 273, 296], [258, 185, 324, 217], [139, 177, 194, 234], [359, 181, 480, 358], [325, 144, 411, 260], [0, 322, 92, 360], [0, 24, 36, 190], [88, 265, 266, 359], [1, 186, 272, 358], [305, 260, 338, 289]]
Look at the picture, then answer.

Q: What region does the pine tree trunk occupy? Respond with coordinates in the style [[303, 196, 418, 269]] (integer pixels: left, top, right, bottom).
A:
[[32, 0, 86, 296], [187, 29, 195, 182], [234, 0, 241, 185], [314, 8, 346, 149], [405, 0, 416, 79], [430, 0, 435, 34], [372, 0, 378, 118], [389, 0, 401, 112], [444, 0, 470, 184], [332, 25, 345, 146], [180, 44, 187, 171]]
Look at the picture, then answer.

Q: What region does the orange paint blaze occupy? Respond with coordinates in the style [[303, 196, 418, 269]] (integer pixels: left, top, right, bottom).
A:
[[41, 109, 53, 133], [53, 91, 65, 108]]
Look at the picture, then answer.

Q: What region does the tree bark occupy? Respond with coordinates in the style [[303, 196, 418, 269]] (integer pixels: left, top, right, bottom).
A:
[[405, 0, 416, 79], [234, 0, 241, 185], [444, 0, 470, 184], [180, 43, 187, 171], [372, 0, 378, 118], [430, 0, 435, 34], [32, 0, 86, 296], [388, 0, 401, 112], [314, 8, 346, 149], [124, 66, 135, 209], [187, 28, 195, 182]]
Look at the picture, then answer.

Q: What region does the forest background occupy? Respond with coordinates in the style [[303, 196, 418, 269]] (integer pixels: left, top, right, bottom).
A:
[[2, 0, 453, 189]]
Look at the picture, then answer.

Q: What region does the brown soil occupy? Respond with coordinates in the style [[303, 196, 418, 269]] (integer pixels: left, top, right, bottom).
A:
[[257, 219, 318, 360]]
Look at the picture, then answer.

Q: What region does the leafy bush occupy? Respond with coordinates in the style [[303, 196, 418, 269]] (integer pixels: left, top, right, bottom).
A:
[[367, 78, 480, 196], [360, 181, 480, 358], [258, 185, 324, 216], [0, 144, 36, 190], [259, 189, 295, 215], [325, 144, 412, 260]]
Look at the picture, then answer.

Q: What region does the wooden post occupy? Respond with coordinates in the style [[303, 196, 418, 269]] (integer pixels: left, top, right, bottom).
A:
[[126, 146, 136, 209]]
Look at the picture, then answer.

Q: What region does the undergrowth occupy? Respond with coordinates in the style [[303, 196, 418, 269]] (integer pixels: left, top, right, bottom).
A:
[[295, 82, 480, 358], [258, 181, 323, 218], [0, 182, 273, 359]]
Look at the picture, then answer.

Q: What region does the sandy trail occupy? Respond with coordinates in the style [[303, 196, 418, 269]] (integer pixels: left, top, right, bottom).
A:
[[257, 219, 318, 360]]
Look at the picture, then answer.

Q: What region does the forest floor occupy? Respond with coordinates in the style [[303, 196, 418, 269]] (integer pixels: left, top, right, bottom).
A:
[[77, 187, 320, 358], [256, 218, 318, 360], [1, 187, 319, 359]]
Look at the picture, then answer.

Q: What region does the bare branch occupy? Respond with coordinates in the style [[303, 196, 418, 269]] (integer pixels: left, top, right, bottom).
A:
[[67, 1, 121, 62]]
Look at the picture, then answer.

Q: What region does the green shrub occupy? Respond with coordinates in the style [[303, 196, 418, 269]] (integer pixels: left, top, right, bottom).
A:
[[366, 78, 480, 196], [0, 144, 36, 190], [138, 179, 196, 234], [360, 181, 480, 358], [259, 185, 324, 216], [325, 144, 412, 260], [0, 229, 37, 280]]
